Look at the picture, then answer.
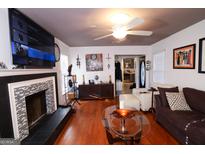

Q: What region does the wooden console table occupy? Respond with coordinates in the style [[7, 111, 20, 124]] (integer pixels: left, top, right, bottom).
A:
[[78, 83, 114, 100]]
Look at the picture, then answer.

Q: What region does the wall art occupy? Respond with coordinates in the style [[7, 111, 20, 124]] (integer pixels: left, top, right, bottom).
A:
[[85, 54, 103, 71], [173, 44, 195, 69]]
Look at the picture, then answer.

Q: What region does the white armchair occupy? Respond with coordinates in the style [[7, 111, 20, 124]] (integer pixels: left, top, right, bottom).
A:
[[131, 84, 176, 111], [119, 94, 140, 110], [151, 83, 176, 90], [132, 88, 152, 111], [132, 88, 148, 94]]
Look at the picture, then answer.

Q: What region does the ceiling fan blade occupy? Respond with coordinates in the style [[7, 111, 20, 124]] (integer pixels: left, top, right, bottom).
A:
[[127, 30, 153, 36], [94, 34, 112, 40], [125, 17, 144, 30]]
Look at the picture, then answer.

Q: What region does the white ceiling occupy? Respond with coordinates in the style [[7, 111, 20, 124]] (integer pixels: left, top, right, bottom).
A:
[[18, 8, 205, 47]]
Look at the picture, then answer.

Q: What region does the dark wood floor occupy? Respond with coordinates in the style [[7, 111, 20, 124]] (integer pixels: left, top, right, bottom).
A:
[[55, 99, 179, 145]]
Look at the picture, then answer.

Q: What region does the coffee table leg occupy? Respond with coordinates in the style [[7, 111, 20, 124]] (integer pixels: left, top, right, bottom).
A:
[[105, 129, 114, 144], [133, 131, 142, 144]]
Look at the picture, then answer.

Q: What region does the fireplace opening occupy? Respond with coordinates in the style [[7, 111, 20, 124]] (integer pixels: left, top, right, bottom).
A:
[[25, 90, 47, 131]]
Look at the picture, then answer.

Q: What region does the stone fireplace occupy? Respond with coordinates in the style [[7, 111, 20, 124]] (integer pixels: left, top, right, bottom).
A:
[[8, 76, 57, 141]]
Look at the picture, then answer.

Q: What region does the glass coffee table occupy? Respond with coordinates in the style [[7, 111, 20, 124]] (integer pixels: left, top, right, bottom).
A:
[[102, 105, 150, 144]]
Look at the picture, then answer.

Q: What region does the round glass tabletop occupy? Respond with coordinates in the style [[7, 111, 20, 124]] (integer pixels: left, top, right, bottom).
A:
[[102, 105, 150, 143]]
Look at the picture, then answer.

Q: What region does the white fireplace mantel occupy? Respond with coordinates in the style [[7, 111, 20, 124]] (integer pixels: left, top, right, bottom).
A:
[[8, 76, 57, 140]]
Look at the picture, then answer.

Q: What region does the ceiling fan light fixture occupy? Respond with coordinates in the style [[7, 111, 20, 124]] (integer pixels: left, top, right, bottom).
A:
[[110, 13, 130, 25], [112, 27, 127, 40], [94, 14, 152, 41]]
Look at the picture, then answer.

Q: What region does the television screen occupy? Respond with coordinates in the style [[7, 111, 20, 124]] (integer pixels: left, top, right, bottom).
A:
[[9, 9, 56, 68]]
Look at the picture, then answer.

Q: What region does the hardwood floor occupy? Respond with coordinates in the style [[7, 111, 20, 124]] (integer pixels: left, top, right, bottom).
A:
[[55, 99, 179, 145]]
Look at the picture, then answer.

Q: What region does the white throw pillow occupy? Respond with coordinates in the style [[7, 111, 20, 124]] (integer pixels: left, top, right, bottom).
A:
[[165, 92, 192, 111]]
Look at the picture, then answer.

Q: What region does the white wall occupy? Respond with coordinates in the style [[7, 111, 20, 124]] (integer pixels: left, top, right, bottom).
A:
[[0, 8, 70, 106], [55, 38, 70, 105], [0, 8, 13, 69], [151, 19, 205, 91], [69, 46, 152, 91]]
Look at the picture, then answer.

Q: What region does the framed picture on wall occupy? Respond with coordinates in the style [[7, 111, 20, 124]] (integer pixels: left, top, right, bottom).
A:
[[85, 53, 103, 71], [199, 38, 205, 73], [173, 44, 196, 69]]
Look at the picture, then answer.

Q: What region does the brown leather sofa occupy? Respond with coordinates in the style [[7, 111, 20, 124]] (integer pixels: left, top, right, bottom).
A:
[[155, 87, 205, 144]]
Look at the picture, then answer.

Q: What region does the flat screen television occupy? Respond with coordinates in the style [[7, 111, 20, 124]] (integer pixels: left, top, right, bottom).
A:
[[9, 9, 56, 68]]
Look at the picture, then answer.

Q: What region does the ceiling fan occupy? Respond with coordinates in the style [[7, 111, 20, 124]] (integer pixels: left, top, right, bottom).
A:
[[94, 14, 153, 41]]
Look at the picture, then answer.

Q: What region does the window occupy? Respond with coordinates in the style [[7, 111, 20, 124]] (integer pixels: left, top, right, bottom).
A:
[[153, 51, 165, 83]]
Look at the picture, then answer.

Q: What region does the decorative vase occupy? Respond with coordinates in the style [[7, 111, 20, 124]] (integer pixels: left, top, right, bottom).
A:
[[109, 75, 112, 84], [82, 75, 85, 84]]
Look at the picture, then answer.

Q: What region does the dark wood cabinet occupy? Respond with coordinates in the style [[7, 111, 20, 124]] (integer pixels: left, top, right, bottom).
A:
[[78, 84, 114, 100]]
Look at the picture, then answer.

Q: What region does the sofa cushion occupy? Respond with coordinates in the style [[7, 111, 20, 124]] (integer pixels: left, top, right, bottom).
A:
[[158, 87, 179, 108], [166, 92, 192, 111], [183, 88, 205, 114], [159, 108, 205, 134]]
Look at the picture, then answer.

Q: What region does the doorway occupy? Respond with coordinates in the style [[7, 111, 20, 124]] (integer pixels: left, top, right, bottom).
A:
[[115, 55, 146, 96]]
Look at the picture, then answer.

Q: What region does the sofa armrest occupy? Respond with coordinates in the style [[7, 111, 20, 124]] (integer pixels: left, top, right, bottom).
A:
[[155, 94, 171, 121], [155, 94, 172, 115], [155, 94, 163, 109]]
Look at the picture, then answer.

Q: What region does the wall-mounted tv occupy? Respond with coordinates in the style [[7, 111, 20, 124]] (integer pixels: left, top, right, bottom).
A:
[[9, 9, 56, 68]]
